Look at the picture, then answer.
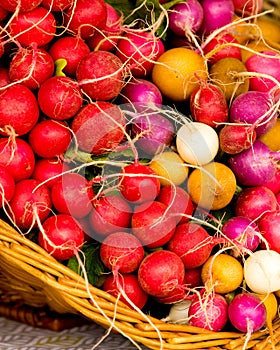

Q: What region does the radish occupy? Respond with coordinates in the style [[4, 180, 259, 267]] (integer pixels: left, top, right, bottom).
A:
[[37, 76, 83, 120], [0, 84, 39, 136], [0, 165, 15, 208], [137, 250, 185, 299], [232, 0, 263, 15], [162, 299, 192, 324], [71, 101, 126, 155], [118, 163, 160, 204], [0, 0, 43, 12], [76, 50, 124, 101], [131, 200, 177, 249], [28, 120, 72, 158], [188, 291, 228, 331], [0, 67, 10, 87], [184, 267, 202, 289], [189, 83, 228, 128], [89, 195, 132, 237], [48, 36, 90, 76], [38, 214, 85, 260], [41, 0, 73, 11], [219, 124, 256, 154], [63, 0, 107, 40], [103, 273, 148, 309], [262, 168, 280, 194], [234, 186, 277, 221], [99, 231, 144, 274], [0, 137, 35, 182], [258, 211, 280, 253], [228, 140, 280, 187], [51, 173, 94, 219], [9, 46, 54, 90], [8, 6, 56, 47], [8, 179, 51, 230], [0, 4, 8, 20]]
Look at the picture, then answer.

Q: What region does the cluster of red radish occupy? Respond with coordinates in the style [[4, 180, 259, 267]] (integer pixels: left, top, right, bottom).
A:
[[0, 0, 280, 342]]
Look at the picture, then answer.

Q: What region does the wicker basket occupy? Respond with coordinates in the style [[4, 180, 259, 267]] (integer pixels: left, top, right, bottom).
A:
[[0, 2, 280, 350]]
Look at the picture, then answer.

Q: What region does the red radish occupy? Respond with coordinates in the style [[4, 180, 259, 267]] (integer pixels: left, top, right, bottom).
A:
[[0, 67, 10, 87], [190, 83, 228, 128], [0, 166, 15, 207], [0, 0, 43, 12], [116, 31, 165, 78], [138, 250, 185, 299], [229, 91, 277, 137], [89, 195, 132, 237], [228, 140, 280, 187], [71, 101, 125, 155], [188, 291, 228, 331], [245, 50, 280, 93], [99, 231, 144, 274], [38, 214, 85, 260], [228, 293, 266, 333], [0, 84, 39, 136], [234, 186, 277, 221], [63, 0, 107, 39], [167, 222, 225, 269], [41, 0, 73, 11], [168, 0, 204, 37], [131, 113, 174, 155], [32, 158, 70, 188], [0, 5, 8, 21], [28, 120, 72, 158], [9, 46, 54, 90], [184, 267, 202, 288], [8, 7, 56, 47], [38, 76, 83, 120], [103, 273, 148, 309], [200, 0, 234, 35], [219, 124, 256, 154], [0, 137, 35, 182], [76, 50, 123, 101], [118, 163, 160, 204], [258, 211, 280, 253], [87, 3, 122, 51], [131, 200, 177, 249], [232, 0, 264, 16], [51, 173, 94, 219], [262, 168, 280, 194], [49, 36, 90, 76], [157, 185, 194, 224], [203, 32, 242, 65], [8, 179, 51, 230]]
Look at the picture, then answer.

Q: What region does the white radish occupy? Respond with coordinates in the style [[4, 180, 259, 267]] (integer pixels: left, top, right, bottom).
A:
[[161, 299, 191, 324]]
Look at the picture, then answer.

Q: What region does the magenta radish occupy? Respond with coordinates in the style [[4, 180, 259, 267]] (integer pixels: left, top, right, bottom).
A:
[[189, 83, 228, 128], [8, 6, 56, 47], [28, 120, 72, 158], [118, 163, 160, 204], [228, 140, 280, 187], [229, 91, 277, 137], [37, 76, 83, 120], [9, 46, 54, 90], [116, 31, 165, 78], [188, 291, 228, 331], [0, 166, 15, 207], [234, 186, 277, 221], [89, 195, 132, 236], [51, 173, 94, 219], [0, 84, 39, 136], [99, 231, 144, 274], [0, 137, 35, 182], [228, 293, 266, 333], [219, 124, 256, 154], [41, 0, 73, 11], [103, 273, 148, 309], [49, 36, 90, 76], [76, 50, 124, 101], [131, 113, 174, 155], [38, 214, 85, 260], [138, 250, 185, 299], [71, 101, 126, 155], [0, 0, 43, 12], [7, 179, 51, 230], [63, 0, 107, 39], [167, 222, 226, 269], [131, 200, 177, 249], [258, 211, 280, 253], [157, 185, 194, 224], [262, 168, 280, 194]]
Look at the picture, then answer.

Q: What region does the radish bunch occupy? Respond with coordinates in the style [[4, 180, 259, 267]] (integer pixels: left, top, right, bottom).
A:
[[0, 0, 280, 344]]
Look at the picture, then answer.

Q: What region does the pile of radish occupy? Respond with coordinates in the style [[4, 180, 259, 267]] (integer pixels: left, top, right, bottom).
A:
[[0, 0, 280, 347]]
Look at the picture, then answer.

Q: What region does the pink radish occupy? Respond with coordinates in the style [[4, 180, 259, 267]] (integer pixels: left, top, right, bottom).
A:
[[219, 124, 256, 154], [0, 166, 15, 207], [258, 211, 280, 253], [0, 84, 39, 136], [38, 214, 85, 260]]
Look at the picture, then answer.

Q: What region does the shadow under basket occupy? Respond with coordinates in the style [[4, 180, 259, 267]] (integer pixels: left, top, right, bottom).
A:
[[0, 219, 280, 350]]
